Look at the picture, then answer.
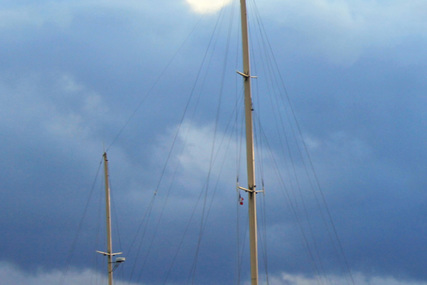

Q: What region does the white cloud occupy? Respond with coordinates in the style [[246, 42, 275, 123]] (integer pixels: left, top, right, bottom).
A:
[[176, 122, 223, 175], [153, 121, 238, 192], [2, 261, 427, 285], [0, 262, 138, 285], [185, 0, 232, 14], [267, 272, 427, 285]]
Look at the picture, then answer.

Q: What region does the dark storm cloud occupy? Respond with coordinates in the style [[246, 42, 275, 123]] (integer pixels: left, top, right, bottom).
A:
[[1, 1, 427, 285]]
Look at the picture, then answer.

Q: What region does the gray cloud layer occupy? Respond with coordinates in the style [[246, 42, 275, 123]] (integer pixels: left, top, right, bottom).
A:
[[1, 1, 427, 284]]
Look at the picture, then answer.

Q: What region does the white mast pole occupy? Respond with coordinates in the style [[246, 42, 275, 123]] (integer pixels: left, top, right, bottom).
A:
[[103, 152, 114, 285], [239, 0, 259, 284]]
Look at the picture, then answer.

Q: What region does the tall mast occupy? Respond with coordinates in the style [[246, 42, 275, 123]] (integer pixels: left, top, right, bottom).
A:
[[239, 0, 259, 284], [103, 152, 114, 285]]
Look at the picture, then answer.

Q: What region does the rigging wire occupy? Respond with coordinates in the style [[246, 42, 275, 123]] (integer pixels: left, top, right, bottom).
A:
[[59, 157, 103, 285], [247, 0, 355, 283], [256, 122, 326, 285], [187, 5, 238, 284], [125, 190, 156, 283], [235, 93, 246, 285], [160, 95, 243, 283], [133, 171, 179, 283], [109, 176, 124, 254], [93, 173, 104, 285], [107, 166, 129, 281], [116, 10, 230, 284], [123, 4, 237, 284], [250, 51, 272, 284], [161, 180, 206, 284], [159, 91, 235, 283], [234, 2, 245, 282], [105, 15, 206, 153], [260, 187, 270, 285]]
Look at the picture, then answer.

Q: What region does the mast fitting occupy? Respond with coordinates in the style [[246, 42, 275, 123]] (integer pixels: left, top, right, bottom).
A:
[[236, 70, 258, 79]]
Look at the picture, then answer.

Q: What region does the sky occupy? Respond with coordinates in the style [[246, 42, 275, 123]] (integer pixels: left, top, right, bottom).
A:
[[1, 0, 427, 284]]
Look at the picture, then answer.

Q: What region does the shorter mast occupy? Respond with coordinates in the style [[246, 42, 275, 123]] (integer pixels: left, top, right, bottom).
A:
[[104, 152, 114, 285], [97, 152, 125, 285]]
